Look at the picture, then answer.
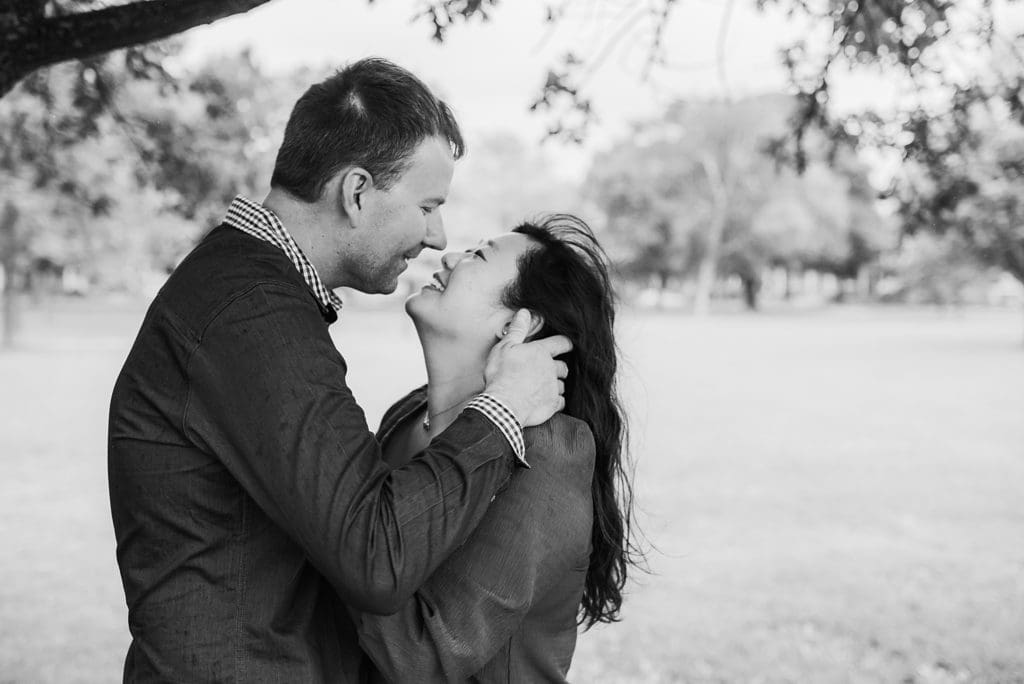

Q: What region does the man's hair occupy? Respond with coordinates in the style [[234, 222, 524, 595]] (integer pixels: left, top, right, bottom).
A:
[[270, 57, 465, 202]]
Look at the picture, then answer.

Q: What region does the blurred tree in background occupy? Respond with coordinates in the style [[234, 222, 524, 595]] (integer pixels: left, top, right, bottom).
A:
[[586, 95, 887, 312], [891, 93, 1024, 293], [586, 96, 785, 312], [758, 0, 1024, 305], [0, 42, 298, 346], [0, 45, 176, 347]]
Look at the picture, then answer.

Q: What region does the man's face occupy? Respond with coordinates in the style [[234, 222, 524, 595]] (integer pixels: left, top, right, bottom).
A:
[[343, 135, 454, 294]]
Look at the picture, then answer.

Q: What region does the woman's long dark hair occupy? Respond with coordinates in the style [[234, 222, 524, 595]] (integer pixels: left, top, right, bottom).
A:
[[501, 214, 641, 628]]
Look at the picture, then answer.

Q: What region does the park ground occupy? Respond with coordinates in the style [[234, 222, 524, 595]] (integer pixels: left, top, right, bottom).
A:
[[1, 297, 1022, 683]]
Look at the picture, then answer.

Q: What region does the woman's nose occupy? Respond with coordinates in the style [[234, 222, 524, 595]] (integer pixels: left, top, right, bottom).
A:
[[440, 251, 465, 270]]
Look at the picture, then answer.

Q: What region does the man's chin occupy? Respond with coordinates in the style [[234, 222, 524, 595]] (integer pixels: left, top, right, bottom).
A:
[[379, 282, 399, 295], [349, 262, 403, 295], [361, 280, 398, 295]]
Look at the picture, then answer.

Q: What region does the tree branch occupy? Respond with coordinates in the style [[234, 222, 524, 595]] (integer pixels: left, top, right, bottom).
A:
[[715, 0, 736, 100], [0, 0, 275, 98]]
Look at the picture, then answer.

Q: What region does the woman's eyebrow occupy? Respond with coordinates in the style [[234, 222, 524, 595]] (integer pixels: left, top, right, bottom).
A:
[[464, 242, 490, 261]]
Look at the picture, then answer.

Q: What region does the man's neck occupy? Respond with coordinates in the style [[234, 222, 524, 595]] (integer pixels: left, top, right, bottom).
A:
[[262, 188, 344, 290]]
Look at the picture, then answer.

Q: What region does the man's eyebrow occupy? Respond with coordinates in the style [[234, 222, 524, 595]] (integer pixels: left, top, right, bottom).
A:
[[425, 197, 446, 206]]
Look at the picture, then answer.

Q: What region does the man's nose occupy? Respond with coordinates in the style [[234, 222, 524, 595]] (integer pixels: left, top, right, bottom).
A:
[[424, 212, 447, 251]]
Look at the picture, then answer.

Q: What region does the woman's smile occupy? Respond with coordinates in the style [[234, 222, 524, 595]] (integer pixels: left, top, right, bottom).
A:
[[423, 271, 448, 292]]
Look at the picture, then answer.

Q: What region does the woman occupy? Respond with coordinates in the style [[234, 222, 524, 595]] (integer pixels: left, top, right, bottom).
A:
[[351, 214, 638, 682]]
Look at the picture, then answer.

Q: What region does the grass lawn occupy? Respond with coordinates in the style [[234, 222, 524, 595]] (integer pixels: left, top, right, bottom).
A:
[[1, 297, 1022, 683]]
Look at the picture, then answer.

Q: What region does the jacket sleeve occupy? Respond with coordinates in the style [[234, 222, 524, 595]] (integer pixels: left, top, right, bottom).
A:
[[352, 418, 595, 681], [182, 283, 515, 614]]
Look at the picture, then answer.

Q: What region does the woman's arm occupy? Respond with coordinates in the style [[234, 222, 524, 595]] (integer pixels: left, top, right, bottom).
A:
[[352, 416, 595, 681]]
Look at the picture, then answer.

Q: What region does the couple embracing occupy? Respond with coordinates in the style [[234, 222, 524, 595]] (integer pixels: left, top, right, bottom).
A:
[[108, 57, 638, 683]]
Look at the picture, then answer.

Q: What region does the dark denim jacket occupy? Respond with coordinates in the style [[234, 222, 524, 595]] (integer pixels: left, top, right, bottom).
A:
[[108, 226, 515, 683], [353, 387, 595, 683]]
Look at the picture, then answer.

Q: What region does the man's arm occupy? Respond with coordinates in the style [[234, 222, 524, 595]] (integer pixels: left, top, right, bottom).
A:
[[352, 419, 595, 681], [183, 283, 552, 613]]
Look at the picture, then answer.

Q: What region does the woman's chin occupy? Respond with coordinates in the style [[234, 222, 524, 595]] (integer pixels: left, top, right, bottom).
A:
[[404, 290, 427, 316], [404, 294, 439, 332]]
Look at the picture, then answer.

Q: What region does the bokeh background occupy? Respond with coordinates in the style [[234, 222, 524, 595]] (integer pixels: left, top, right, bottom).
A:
[[2, 1, 1024, 682]]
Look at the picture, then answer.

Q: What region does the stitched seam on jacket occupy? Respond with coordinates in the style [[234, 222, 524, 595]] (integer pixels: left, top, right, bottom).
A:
[[178, 280, 305, 683]]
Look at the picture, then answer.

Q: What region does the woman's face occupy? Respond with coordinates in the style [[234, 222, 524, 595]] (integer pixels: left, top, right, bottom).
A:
[[406, 232, 536, 343]]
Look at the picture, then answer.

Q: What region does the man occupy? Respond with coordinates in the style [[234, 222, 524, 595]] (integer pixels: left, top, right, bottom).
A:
[[108, 58, 569, 682]]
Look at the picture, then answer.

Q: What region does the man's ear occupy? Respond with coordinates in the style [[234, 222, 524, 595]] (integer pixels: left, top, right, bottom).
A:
[[336, 167, 372, 222]]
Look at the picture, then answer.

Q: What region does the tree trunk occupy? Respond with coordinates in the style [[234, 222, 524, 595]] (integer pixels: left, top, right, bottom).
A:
[[0, 0, 274, 98], [1, 201, 20, 350], [657, 271, 670, 310], [692, 153, 728, 317], [855, 266, 872, 300], [741, 274, 760, 310], [692, 235, 721, 316], [1004, 262, 1024, 348], [1011, 270, 1024, 348]]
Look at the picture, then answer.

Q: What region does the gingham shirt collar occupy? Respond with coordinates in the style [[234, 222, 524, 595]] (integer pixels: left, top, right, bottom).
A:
[[222, 195, 344, 317]]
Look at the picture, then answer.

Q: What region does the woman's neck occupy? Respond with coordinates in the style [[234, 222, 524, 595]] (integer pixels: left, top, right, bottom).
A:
[[420, 334, 489, 437]]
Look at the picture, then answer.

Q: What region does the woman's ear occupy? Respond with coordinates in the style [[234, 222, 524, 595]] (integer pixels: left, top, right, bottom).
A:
[[337, 167, 372, 223], [499, 312, 545, 341], [525, 311, 545, 340]]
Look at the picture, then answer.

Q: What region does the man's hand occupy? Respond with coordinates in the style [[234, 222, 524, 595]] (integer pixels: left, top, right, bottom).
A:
[[483, 309, 572, 427]]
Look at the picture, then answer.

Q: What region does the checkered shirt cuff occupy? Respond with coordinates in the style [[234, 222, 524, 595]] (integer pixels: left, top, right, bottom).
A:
[[466, 394, 528, 467]]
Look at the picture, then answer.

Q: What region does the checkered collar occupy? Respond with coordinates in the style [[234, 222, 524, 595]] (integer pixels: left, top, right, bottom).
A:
[[222, 195, 343, 319]]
